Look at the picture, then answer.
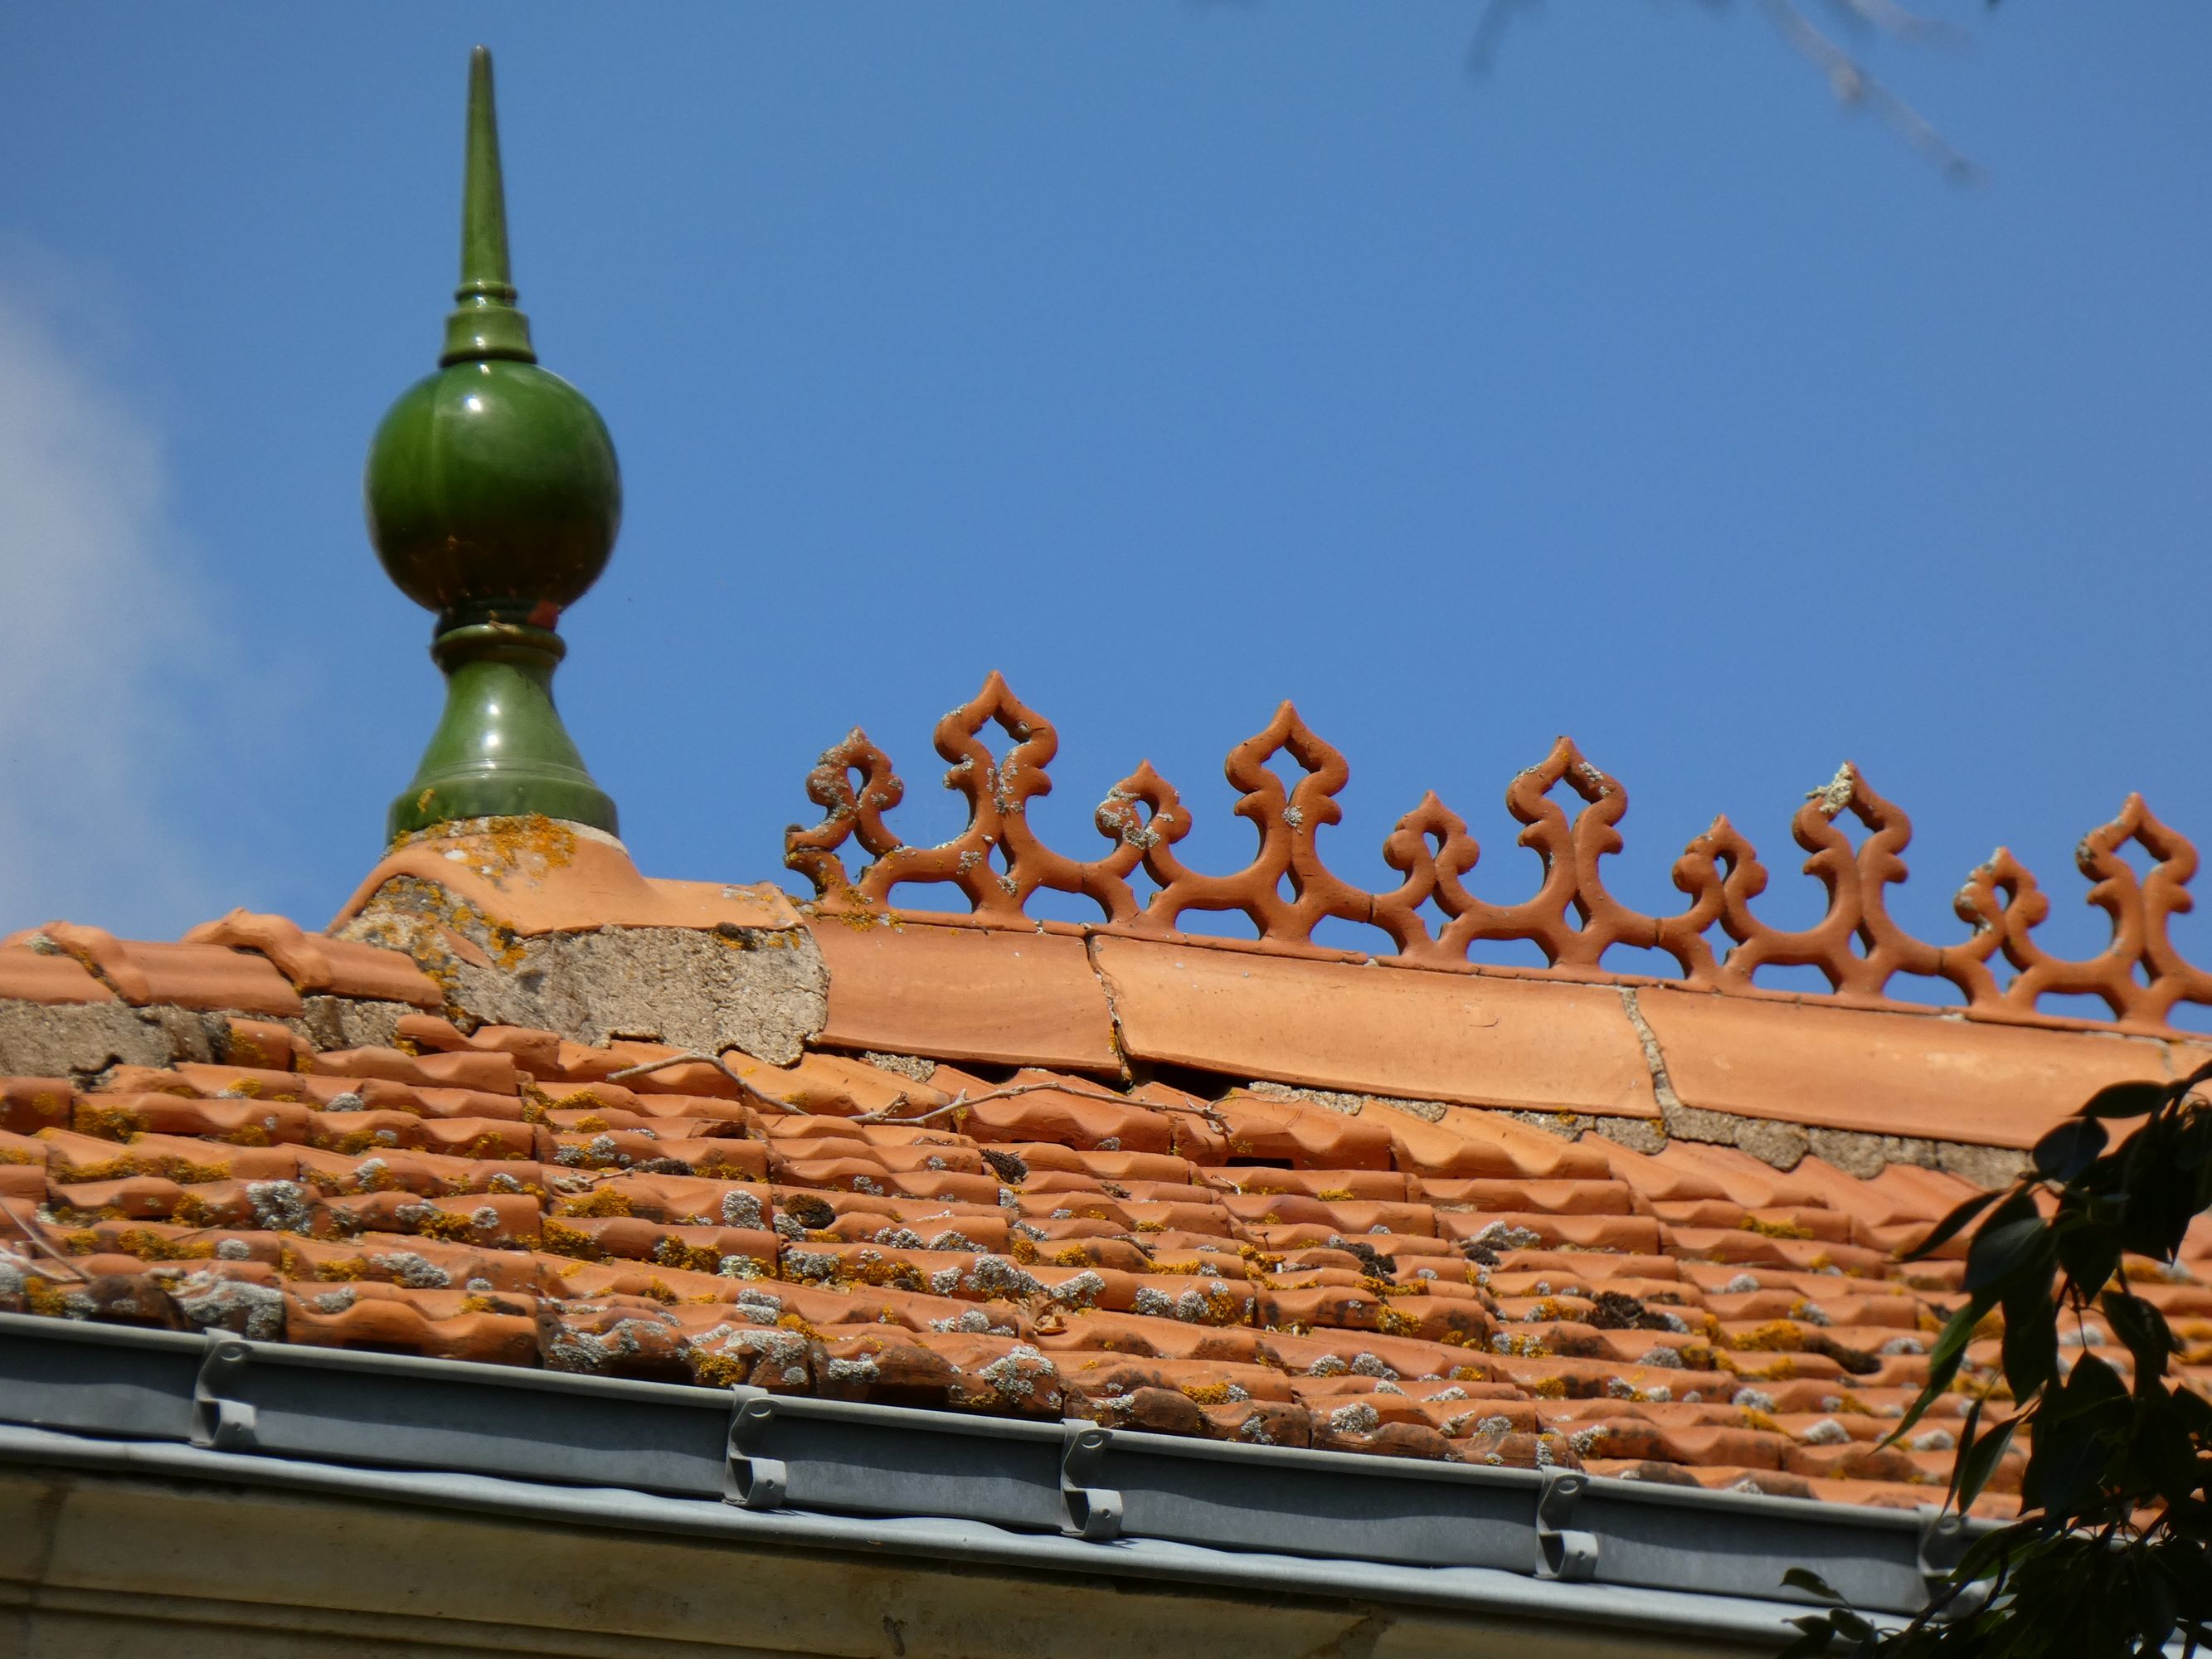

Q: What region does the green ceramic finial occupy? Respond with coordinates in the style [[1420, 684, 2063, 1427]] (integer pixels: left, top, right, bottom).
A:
[[445, 46, 534, 366], [363, 46, 622, 843]]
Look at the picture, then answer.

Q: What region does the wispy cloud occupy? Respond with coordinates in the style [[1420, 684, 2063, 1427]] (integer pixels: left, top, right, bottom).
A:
[[0, 246, 235, 937]]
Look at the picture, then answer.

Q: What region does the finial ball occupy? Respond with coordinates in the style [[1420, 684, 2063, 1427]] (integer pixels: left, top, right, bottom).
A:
[[364, 357, 620, 620]]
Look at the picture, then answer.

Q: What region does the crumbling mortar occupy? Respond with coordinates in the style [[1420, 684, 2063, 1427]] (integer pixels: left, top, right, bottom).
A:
[[858, 1051, 938, 1083], [338, 879, 829, 1063], [1247, 1079, 1454, 1124], [1082, 934, 1138, 1085], [1616, 987, 1685, 1115]]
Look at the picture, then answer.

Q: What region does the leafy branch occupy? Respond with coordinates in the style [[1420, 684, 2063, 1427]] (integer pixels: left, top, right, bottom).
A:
[[1782, 1066, 2212, 1657]]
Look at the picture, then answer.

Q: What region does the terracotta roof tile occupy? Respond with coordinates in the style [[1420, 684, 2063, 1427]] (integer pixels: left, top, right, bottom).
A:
[[183, 910, 442, 1007], [338, 824, 802, 937], [7, 888, 2200, 1521], [284, 1282, 539, 1365], [1095, 937, 1659, 1117], [399, 1017, 565, 1075], [311, 1044, 522, 1093], [1635, 987, 2167, 1149], [0, 1078, 72, 1135], [0, 947, 114, 1005], [808, 921, 1119, 1072], [13, 922, 302, 1014], [1650, 1142, 1831, 1209]]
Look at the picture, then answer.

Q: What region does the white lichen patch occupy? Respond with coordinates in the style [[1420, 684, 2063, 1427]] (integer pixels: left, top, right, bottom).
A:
[[369, 1251, 451, 1289], [246, 1181, 313, 1233], [720, 1190, 765, 1230], [1327, 1402, 1380, 1435]]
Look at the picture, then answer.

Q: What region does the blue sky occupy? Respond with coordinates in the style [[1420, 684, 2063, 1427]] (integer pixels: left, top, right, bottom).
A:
[[1, 4, 2206, 1019]]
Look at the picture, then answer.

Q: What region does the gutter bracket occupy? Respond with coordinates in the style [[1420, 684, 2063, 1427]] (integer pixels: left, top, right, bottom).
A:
[[1534, 1467, 1597, 1582], [1916, 1509, 1986, 1618], [723, 1388, 787, 1510], [1059, 1421, 1122, 1542], [189, 1335, 258, 1452]]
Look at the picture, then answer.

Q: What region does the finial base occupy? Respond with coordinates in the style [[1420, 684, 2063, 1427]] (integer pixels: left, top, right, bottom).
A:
[[386, 620, 618, 842]]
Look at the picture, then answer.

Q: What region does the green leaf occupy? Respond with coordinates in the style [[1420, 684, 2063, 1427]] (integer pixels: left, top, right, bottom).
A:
[[2103, 1291, 2175, 1391], [2137, 1394, 2202, 1510], [1944, 1393, 1987, 1509], [1776, 1620, 1835, 1659], [2118, 1145, 2202, 1262], [1828, 1607, 1874, 1642], [2172, 1382, 2212, 1437], [1966, 1209, 2047, 1295], [2175, 1111, 2212, 1173], [1782, 1567, 1845, 1603], [2080, 1080, 2170, 1119], [2034, 1117, 2109, 1182], [1952, 1521, 2029, 1586], [2021, 1413, 2104, 1515], [1905, 1186, 2004, 1261], [1883, 1292, 1992, 1446], [1955, 1413, 2021, 1512], [2054, 1219, 2122, 1304], [2001, 1277, 2058, 1401]]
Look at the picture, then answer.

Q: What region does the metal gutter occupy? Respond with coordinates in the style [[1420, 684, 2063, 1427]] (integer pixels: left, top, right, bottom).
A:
[[0, 1312, 1968, 1636], [0, 1423, 1836, 1649]]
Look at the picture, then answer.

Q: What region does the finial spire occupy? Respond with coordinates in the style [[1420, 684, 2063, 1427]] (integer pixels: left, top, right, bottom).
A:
[[442, 46, 536, 366], [363, 46, 622, 844]]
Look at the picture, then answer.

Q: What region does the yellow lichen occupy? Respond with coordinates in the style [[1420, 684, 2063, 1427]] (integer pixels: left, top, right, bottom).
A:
[[652, 1239, 722, 1273], [688, 1350, 752, 1387], [1728, 1320, 1809, 1353], [114, 1227, 211, 1261], [73, 1102, 147, 1140], [413, 1209, 487, 1242], [557, 1189, 634, 1219], [540, 1219, 600, 1259], [170, 1195, 229, 1228], [1741, 1216, 1816, 1241], [1718, 1353, 1798, 1380]]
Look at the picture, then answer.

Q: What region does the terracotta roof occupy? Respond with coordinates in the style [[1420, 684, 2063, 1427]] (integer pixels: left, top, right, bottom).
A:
[[4, 782, 2210, 1522]]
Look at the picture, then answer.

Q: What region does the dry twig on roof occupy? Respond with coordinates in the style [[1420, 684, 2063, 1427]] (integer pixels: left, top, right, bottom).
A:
[[603, 1051, 806, 1119], [0, 1199, 89, 1283]]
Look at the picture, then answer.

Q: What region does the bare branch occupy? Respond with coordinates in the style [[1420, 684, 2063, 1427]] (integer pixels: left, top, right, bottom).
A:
[[603, 1051, 807, 1118], [1466, 0, 1986, 183], [1467, 0, 1545, 77], [1817, 0, 1962, 43], [0, 1199, 89, 1283], [1754, 0, 1985, 182]]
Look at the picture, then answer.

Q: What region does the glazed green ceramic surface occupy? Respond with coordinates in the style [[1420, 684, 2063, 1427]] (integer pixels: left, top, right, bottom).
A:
[[367, 45, 622, 841], [365, 358, 620, 616], [387, 623, 618, 839]]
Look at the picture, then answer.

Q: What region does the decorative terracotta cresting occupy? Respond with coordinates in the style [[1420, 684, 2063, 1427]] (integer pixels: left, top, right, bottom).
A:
[[787, 673, 2212, 1037]]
